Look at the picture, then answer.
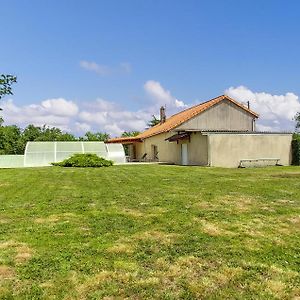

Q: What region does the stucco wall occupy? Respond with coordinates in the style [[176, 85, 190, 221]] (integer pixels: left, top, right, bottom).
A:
[[134, 132, 208, 165], [187, 133, 208, 165], [208, 133, 293, 168], [135, 132, 181, 163], [176, 100, 255, 131]]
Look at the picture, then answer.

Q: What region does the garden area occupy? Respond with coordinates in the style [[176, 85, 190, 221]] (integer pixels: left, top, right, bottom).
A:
[[0, 165, 299, 299]]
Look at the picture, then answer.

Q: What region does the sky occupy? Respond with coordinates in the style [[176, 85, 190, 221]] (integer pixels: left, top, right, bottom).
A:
[[1, 0, 300, 136]]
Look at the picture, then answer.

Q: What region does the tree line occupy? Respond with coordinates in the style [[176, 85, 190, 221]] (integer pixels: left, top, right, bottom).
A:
[[0, 124, 142, 155], [0, 124, 112, 155]]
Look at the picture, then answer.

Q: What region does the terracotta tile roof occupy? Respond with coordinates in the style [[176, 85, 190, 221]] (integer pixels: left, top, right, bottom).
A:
[[107, 95, 259, 143], [107, 136, 142, 144]]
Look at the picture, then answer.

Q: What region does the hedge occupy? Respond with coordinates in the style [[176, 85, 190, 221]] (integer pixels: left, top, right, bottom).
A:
[[52, 153, 114, 167], [292, 139, 300, 165]]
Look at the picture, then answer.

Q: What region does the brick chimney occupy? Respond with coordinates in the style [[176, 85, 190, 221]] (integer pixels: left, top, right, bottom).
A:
[[160, 106, 166, 124]]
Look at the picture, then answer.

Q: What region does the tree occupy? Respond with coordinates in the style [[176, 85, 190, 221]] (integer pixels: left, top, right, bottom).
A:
[[121, 131, 140, 137], [147, 115, 160, 128], [0, 74, 17, 124], [0, 74, 17, 100], [83, 131, 110, 141], [0, 125, 23, 154], [34, 125, 76, 141], [121, 131, 140, 156], [295, 112, 300, 131]]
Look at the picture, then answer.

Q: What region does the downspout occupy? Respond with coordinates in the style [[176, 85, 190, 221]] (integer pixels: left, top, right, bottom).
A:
[[252, 118, 256, 131], [207, 134, 212, 167]]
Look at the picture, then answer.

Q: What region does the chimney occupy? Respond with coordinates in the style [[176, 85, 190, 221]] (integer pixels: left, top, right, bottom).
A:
[[247, 101, 250, 109], [160, 106, 166, 124]]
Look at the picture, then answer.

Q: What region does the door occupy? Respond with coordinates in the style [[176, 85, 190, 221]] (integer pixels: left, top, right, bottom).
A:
[[181, 143, 188, 165], [151, 145, 158, 161]]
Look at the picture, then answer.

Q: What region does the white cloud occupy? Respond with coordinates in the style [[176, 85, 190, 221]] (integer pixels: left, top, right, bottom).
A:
[[144, 80, 187, 113], [0, 80, 193, 137], [79, 60, 111, 76], [1, 98, 77, 131], [40, 98, 78, 116], [75, 122, 91, 133], [79, 60, 132, 76], [104, 123, 123, 136], [225, 86, 300, 131], [78, 111, 108, 125]]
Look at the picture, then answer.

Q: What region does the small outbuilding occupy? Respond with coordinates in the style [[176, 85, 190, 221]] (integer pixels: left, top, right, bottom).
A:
[[107, 95, 292, 167]]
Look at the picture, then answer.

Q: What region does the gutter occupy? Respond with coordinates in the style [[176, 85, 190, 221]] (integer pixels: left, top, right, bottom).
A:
[[207, 135, 212, 167]]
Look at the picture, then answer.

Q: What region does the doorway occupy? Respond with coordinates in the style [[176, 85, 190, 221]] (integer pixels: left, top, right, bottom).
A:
[[151, 145, 158, 161], [181, 143, 188, 165]]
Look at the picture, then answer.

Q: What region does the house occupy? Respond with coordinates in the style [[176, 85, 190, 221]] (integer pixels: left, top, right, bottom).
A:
[[107, 95, 292, 167]]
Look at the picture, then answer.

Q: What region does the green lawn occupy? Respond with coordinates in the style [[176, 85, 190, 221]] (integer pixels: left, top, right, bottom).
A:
[[0, 165, 299, 299]]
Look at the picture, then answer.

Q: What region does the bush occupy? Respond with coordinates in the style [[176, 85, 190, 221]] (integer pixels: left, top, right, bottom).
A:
[[52, 153, 114, 167], [292, 139, 300, 166]]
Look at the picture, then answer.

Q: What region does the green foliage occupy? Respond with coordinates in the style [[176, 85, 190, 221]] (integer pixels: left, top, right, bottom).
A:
[[52, 153, 114, 167], [121, 131, 140, 137], [0, 74, 17, 124], [82, 131, 110, 141], [33, 125, 77, 142], [0, 74, 17, 100], [147, 115, 160, 128], [0, 125, 23, 154], [295, 112, 300, 131], [292, 139, 300, 165], [293, 133, 300, 141], [121, 131, 140, 156]]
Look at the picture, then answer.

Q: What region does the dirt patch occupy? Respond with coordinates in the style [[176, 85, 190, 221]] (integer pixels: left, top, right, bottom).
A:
[[153, 256, 242, 297], [15, 245, 32, 263], [0, 240, 17, 249], [121, 208, 145, 218], [221, 195, 258, 212], [132, 230, 179, 245], [35, 212, 77, 224], [136, 276, 160, 287], [0, 218, 10, 224], [106, 243, 134, 254], [200, 220, 223, 236], [277, 199, 295, 204], [288, 216, 300, 225], [77, 271, 132, 297], [0, 265, 15, 280], [0, 240, 33, 264], [266, 280, 286, 297]]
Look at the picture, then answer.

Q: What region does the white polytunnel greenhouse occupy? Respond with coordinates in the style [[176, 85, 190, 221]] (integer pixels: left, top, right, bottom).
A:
[[0, 141, 126, 168]]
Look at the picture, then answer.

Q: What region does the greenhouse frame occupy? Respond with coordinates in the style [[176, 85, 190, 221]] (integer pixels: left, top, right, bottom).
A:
[[0, 141, 126, 168]]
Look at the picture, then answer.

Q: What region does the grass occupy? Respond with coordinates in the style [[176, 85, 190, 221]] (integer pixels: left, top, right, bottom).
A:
[[0, 165, 299, 299]]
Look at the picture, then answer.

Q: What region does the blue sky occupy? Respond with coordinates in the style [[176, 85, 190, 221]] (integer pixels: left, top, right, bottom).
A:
[[1, 0, 300, 135]]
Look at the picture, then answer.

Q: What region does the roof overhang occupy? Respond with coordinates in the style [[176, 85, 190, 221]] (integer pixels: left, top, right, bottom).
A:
[[174, 129, 292, 135], [165, 132, 191, 142], [106, 137, 142, 144]]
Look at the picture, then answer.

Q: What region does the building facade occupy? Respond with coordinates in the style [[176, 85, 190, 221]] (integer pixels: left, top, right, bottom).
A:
[[107, 95, 292, 167]]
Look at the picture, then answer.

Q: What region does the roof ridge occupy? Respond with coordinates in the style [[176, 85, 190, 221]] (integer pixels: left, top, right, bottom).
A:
[[135, 95, 226, 139], [169, 94, 225, 118], [223, 94, 259, 117]]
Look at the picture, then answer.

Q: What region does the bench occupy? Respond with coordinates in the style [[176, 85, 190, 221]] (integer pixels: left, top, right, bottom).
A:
[[239, 158, 280, 168]]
